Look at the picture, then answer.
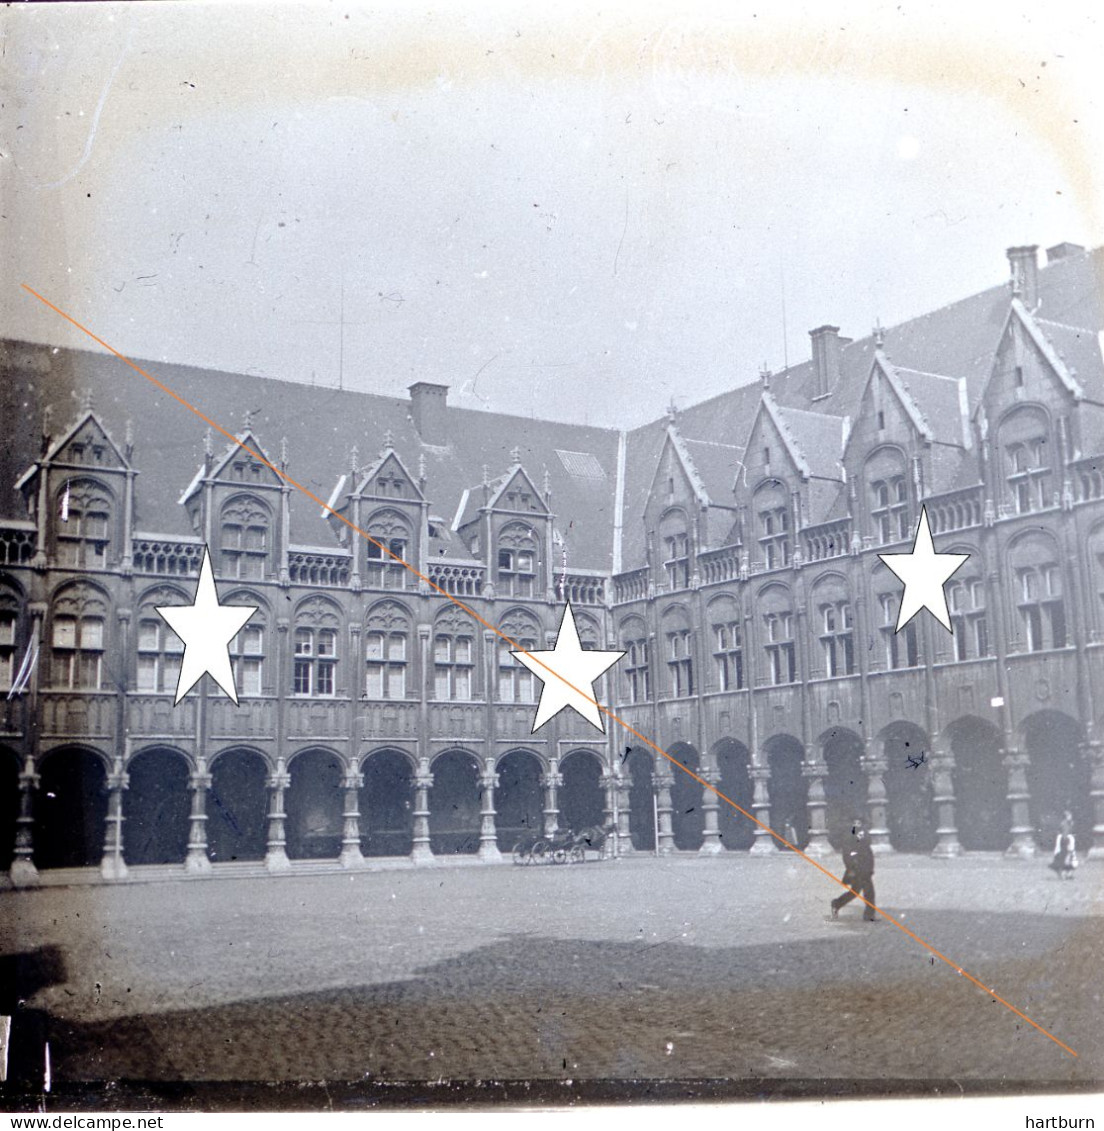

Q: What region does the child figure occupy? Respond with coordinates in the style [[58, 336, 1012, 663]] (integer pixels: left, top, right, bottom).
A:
[[1052, 810, 1078, 881]]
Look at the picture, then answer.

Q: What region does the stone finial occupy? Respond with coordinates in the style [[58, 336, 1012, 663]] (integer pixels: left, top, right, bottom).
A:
[[510, 445, 521, 465], [350, 444, 359, 474], [124, 419, 134, 459], [204, 428, 214, 457], [280, 435, 289, 468], [666, 398, 678, 422], [543, 465, 551, 496], [873, 320, 885, 348], [383, 428, 394, 452], [81, 388, 94, 413], [417, 453, 427, 483], [759, 363, 771, 389], [243, 407, 258, 432]]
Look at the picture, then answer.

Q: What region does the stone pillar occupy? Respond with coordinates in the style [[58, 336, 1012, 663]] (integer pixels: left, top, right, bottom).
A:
[[540, 761, 563, 837], [339, 766, 365, 869], [749, 766, 776, 854], [655, 768, 675, 854], [802, 761, 831, 856], [10, 756, 40, 887], [264, 760, 292, 872], [603, 770, 632, 855], [929, 750, 962, 857], [1004, 750, 1037, 857], [185, 762, 213, 874], [1086, 738, 1104, 859], [478, 757, 502, 862], [411, 759, 435, 864], [862, 754, 892, 853], [100, 758, 129, 882], [698, 766, 723, 855]]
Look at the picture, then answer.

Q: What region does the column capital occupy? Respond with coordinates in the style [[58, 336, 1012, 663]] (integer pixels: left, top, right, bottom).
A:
[[342, 770, 364, 790], [106, 771, 130, 791], [540, 772, 564, 789], [116, 607, 133, 623], [414, 772, 434, 790], [267, 770, 291, 790], [28, 601, 48, 619], [189, 771, 213, 790]]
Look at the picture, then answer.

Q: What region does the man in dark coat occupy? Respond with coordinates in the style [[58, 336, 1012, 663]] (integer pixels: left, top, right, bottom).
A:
[[830, 818, 878, 922]]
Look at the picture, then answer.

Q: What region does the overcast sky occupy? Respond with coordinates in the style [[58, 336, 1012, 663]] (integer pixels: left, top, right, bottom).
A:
[[4, 1, 1103, 428]]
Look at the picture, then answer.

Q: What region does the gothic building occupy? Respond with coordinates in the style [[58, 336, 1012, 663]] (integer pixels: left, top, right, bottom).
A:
[[1, 241, 1102, 883]]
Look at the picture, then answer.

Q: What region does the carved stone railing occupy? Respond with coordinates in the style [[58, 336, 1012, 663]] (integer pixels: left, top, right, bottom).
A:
[[287, 546, 352, 587], [208, 696, 278, 740], [698, 544, 742, 585], [1071, 454, 1104, 503], [925, 484, 984, 535], [358, 700, 420, 740], [132, 534, 204, 577], [427, 701, 486, 740], [0, 520, 37, 566], [287, 697, 351, 738], [127, 693, 199, 738], [612, 567, 649, 604], [428, 559, 486, 598], [39, 690, 116, 739], [553, 570, 606, 605], [802, 517, 851, 562]]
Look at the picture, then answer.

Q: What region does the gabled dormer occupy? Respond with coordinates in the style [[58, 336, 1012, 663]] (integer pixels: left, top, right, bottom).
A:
[[642, 424, 710, 592], [15, 400, 135, 571]]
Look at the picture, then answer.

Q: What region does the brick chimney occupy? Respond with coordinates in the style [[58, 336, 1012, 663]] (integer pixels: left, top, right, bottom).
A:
[[1006, 245, 1039, 310], [408, 381, 449, 445], [809, 325, 842, 398]]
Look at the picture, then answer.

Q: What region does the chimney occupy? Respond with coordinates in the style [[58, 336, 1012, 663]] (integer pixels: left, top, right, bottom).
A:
[[1006, 245, 1039, 310], [1046, 241, 1085, 264], [408, 381, 449, 445], [809, 325, 842, 398]]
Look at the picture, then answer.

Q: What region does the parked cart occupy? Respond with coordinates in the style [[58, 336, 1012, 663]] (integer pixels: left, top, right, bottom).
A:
[[511, 824, 610, 865]]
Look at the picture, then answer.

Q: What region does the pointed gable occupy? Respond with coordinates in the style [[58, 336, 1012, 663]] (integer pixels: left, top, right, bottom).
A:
[[741, 391, 813, 487], [486, 465, 551, 517], [15, 408, 130, 490], [179, 428, 281, 505], [355, 448, 424, 503]]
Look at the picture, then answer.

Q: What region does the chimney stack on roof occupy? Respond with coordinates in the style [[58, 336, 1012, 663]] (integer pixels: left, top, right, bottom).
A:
[[809, 325, 842, 398], [1007, 245, 1040, 310], [1046, 241, 1085, 264], [408, 381, 449, 446]]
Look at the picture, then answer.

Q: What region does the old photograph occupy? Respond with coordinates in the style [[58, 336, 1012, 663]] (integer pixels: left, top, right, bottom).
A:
[[1, 0, 1103, 1115]]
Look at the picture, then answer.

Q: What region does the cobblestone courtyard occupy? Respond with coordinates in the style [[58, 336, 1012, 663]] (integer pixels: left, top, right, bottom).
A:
[[2, 854, 1102, 1099]]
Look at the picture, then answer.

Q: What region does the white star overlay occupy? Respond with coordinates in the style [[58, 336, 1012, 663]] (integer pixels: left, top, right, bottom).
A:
[[878, 506, 969, 633], [512, 603, 625, 734], [157, 547, 258, 704]]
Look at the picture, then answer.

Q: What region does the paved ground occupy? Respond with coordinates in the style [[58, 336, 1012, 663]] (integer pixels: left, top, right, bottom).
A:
[[1, 852, 1101, 1098]]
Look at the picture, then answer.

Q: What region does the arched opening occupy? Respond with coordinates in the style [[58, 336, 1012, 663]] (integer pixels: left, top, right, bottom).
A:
[[208, 749, 268, 863], [668, 742, 703, 850], [359, 749, 414, 857], [0, 747, 20, 871], [821, 728, 865, 849], [947, 716, 1009, 851], [626, 746, 655, 851], [428, 749, 481, 855], [713, 738, 753, 850], [286, 749, 344, 860], [1023, 711, 1090, 851], [123, 748, 190, 866], [495, 750, 544, 850], [765, 735, 807, 847], [881, 722, 936, 853], [33, 748, 108, 869], [560, 750, 605, 832]]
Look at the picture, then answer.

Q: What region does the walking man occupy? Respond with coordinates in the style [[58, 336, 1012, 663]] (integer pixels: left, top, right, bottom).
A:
[[830, 817, 877, 922]]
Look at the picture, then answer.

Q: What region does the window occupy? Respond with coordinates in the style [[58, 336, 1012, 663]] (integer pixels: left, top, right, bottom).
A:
[[293, 627, 338, 697], [56, 482, 111, 568], [0, 610, 15, 692], [623, 636, 651, 703], [365, 630, 405, 699], [946, 575, 990, 661], [220, 498, 269, 580], [819, 601, 855, 677], [663, 532, 690, 589], [498, 547, 537, 597], [51, 614, 105, 689], [367, 537, 409, 589], [230, 624, 265, 696], [871, 476, 910, 544], [1006, 439, 1051, 514], [136, 617, 184, 693], [434, 632, 474, 700], [498, 636, 538, 703], [763, 611, 796, 685], [878, 593, 919, 669], [713, 621, 744, 690], [666, 630, 694, 697], [1014, 564, 1067, 652], [758, 506, 791, 569]]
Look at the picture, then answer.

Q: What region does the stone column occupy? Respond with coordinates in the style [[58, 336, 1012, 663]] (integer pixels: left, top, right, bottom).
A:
[[540, 761, 563, 837], [264, 760, 292, 872], [411, 758, 435, 864], [1004, 750, 1036, 857], [1086, 737, 1104, 859], [698, 766, 723, 855], [339, 765, 365, 869], [862, 753, 892, 853], [100, 758, 129, 881], [929, 749, 962, 857], [802, 760, 831, 856], [10, 756, 40, 887], [749, 766, 776, 854], [478, 757, 502, 862], [185, 761, 213, 874], [655, 768, 675, 854], [603, 770, 632, 855]]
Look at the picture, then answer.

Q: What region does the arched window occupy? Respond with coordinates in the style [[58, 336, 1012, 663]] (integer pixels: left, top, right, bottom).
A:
[[945, 554, 989, 660], [497, 523, 539, 598], [293, 598, 342, 697], [498, 609, 541, 703], [661, 606, 694, 697], [759, 585, 796, 685], [708, 595, 744, 691], [365, 601, 409, 700], [55, 478, 113, 568], [366, 509, 412, 590], [998, 405, 1052, 515], [433, 609, 475, 701], [753, 481, 791, 569], [0, 589, 21, 693], [1008, 532, 1066, 652], [811, 575, 854, 678], [136, 587, 187, 693], [219, 495, 270, 581], [872, 563, 918, 669], [227, 596, 266, 695], [619, 616, 650, 703], [658, 509, 691, 590], [864, 448, 911, 545], [50, 584, 109, 689]]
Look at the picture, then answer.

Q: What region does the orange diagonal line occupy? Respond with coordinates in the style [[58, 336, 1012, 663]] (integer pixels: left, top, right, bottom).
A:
[[20, 282, 1077, 1060]]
